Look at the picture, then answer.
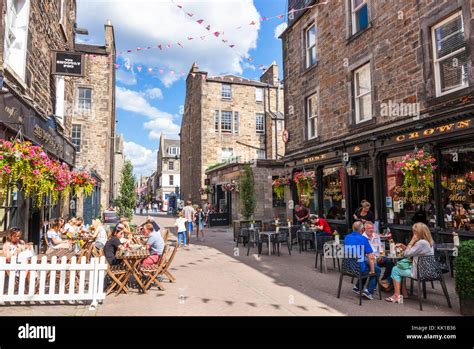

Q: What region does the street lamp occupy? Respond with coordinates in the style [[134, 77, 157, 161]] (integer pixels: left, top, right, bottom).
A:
[[346, 161, 357, 176]]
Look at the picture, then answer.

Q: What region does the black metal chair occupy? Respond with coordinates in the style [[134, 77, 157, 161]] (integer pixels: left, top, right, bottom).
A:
[[257, 233, 275, 256], [408, 255, 452, 311], [274, 229, 291, 256], [314, 235, 335, 272], [246, 228, 260, 256], [236, 225, 250, 247], [337, 258, 382, 305], [298, 230, 314, 253]]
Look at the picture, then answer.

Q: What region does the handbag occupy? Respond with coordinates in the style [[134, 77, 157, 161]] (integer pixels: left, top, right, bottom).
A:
[[396, 258, 412, 270]]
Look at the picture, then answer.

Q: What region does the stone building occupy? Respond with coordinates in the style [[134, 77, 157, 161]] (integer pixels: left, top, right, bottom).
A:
[[0, 0, 77, 246], [113, 133, 125, 201], [156, 134, 180, 211], [281, 0, 474, 240], [72, 21, 116, 224], [180, 62, 285, 205]]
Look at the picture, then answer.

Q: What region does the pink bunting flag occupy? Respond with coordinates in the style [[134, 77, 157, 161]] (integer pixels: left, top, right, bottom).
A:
[[249, 21, 256, 25], [148, 68, 153, 73], [127, 50, 132, 53], [229, 44, 235, 48], [177, 42, 184, 48], [158, 44, 162, 50], [137, 66, 142, 72], [205, 25, 211, 31], [170, 70, 175, 75], [187, 37, 194, 40], [137, 47, 142, 51], [213, 32, 220, 37], [177, 4, 183, 8], [186, 12, 193, 17], [277, 14, 284, 19], [167, 44, 171, 48], [222, 39, 228, 43], [159, 69, 164, 74], [261, 17, 268, 21], [197, 19, 204, 24], [191, 73, 196, 78], [201, 75, 206, 81], [114, 64, 120, 69]]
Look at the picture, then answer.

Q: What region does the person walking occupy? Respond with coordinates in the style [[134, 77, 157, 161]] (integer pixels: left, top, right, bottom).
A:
[[175, 212, 188, 247], [182, 201, 196, 245], [195, 207, 206, 242]]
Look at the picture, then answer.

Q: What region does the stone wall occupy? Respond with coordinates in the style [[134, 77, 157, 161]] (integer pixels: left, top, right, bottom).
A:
[[282, 0, 474, 156]]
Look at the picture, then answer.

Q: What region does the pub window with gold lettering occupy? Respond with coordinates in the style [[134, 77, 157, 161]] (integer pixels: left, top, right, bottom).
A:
[[440, 151, 474, 231], [385, 156, 435, 227], [322, 166, 346, 220]]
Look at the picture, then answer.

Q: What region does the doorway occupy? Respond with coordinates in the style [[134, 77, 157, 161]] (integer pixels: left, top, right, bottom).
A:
[[350, 177, 374, 219]]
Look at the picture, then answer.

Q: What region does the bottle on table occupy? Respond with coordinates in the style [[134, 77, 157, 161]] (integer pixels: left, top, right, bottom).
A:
[[334, 230, 340, 245], [389, 239, 396, 256], [453, 232, 460, 247]]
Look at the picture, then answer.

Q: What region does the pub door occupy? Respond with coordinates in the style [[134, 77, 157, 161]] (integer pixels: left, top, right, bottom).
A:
[[350, 177, 374, 220]]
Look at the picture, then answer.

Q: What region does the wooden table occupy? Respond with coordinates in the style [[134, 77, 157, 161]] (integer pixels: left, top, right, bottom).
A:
[[116, 249, 149, 293], [38, 249, 80, 262]]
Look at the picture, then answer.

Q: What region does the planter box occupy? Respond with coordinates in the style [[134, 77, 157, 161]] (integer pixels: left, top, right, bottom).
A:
[[460, 298, 474, 316]]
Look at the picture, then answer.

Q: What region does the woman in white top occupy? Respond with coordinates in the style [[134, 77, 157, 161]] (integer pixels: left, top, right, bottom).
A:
[[89, 219, 108, 249], [2, 228, 25, 263], [63, 218, 77, 236], [47, 220, 71, 249]]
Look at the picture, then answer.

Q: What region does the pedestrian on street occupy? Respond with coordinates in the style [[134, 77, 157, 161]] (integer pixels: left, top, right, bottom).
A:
[[195, 207, 206, 242], [175, 212, 188, 247], [182, 201, 196, 244]]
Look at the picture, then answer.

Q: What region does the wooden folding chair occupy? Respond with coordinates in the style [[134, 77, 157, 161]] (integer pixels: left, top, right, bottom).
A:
[[161, 243, 178, 283], [140, 246, 170, 291], [162, 229, 170, 243]]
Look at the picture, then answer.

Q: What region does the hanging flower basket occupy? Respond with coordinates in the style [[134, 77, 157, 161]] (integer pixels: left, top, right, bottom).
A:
[[199, 186, 213, 195], [272, 177, 289, 199], [397, 148, 436, 204], [0, 139, 95, 207], [293, 171, 316, 206], [222, 182, 237, 192]]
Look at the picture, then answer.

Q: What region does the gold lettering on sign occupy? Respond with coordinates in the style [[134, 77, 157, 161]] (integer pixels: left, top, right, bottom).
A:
[[423, 128, 435, 136], [437, 123, 455, 132], [396, 135, 405, 142], [394, 119, 472, 142], [408, 132, 419, 139], [303, 154, 326, 164], [4, 106, 18, 119], [458, 120, 471, 128], [354, 145, 361, 152]]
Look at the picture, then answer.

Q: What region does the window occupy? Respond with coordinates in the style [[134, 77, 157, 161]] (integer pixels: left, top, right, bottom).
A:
[[323, 166, 346, 220], [305, 24, 317, 68], [220, 111, 232, 133], [257, 149, 266, 160], [256, 113, 265, 134], [432, 11, 468, 96], [4, 0, 31, 82], [169, 175, 174, 186], [77, 87, 92, 111], [168, 160, 174, 171], [351, 0, 369, 35], [221, 148, 233, 162], [256, 87, 264, 102], [215, 110, 219, 131], [55, 76, 65, 124], [354, 63, 372, 123], [167, 147, 179, 156], [233, 111, 239, 134], [306, 94, 318, 139], [71, 124, 81, 153], [221, 84, 232, 99]]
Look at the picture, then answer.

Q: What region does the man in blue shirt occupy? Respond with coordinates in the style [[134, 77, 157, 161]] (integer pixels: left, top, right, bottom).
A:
[[344, 221, 381, 299]]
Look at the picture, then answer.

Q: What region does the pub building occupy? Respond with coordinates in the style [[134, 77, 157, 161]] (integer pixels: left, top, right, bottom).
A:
[[286, 112, 474, 243], [0, 87, 76, 249]]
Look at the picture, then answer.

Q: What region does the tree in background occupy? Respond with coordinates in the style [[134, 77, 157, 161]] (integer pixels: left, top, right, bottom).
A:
[[240, 164, 256, 220], [117, 160, 136, 220]]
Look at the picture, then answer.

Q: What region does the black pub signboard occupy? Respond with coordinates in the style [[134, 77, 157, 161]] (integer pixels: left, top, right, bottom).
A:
[[52, 51, 84, 77]]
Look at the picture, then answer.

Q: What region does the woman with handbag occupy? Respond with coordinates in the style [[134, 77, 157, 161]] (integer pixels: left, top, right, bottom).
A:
[[385, 223, 434, 304]]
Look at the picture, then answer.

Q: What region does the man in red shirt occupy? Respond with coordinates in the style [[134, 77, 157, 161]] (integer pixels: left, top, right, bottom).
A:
[[310, 215, 332, 237]]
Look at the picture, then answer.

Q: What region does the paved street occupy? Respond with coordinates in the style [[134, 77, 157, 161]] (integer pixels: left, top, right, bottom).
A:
[[0, 214, 459, 316]]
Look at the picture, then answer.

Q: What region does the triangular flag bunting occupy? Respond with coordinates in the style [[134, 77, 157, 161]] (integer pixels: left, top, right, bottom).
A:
[[167, 44, 171, 48], [191, 73, 196, 78], [159, 69, 164, 74], [186, 12, 193, 17], [222, 39, 228, 43], [158, 44, 162, 50], [261, 17, 268, 21], [277, 14, 284, 19], [197, 19, 204, 24], [177, 42, 184, 48], [249, 21, 256, 25], [114, 64, 120, 69], [213, 32, 220, 37], [187, 37, 194, 40], [127, 50, 132, 53], [148, 68, 153, 72], [137, 47, 142, 51], [229, 44, 235, 48], [177, 4, 182, 8], [137, 66, 142, 72], [205, 25, 211, 31]]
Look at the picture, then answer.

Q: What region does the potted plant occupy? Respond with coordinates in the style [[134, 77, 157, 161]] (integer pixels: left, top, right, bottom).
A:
[[293, 171, 316, 206], [272, 177, 289, 200], [454, 240, 474, 315], [397, 147, 436, 204]]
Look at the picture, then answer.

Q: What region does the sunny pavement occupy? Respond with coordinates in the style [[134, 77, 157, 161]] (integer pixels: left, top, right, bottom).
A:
[[0, 214, 459, 316]]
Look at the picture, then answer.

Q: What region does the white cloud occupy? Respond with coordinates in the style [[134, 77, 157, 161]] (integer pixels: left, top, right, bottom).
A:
[[124, 141, 157, 178], [116, 86, 180, 138], [274, 22, 287, 39], [116, 69, 137, 86], [77, 0, 261, 87], [145, 87, 163, 100]]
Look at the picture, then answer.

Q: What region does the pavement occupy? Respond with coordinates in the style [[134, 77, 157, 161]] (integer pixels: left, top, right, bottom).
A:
[[0, 214, 460, 316]]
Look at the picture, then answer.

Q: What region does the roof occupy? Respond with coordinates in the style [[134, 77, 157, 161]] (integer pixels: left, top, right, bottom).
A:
[[75, 43, 109, 55], [161, 138, 180, 156], [206, 75, 269, 88]]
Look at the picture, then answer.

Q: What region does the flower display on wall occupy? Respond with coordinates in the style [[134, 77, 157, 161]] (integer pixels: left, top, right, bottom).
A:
[[293, 171, 316, 206], [222, 182, 238, 192], [272, 177, 289, 199], [0, 139, 96, 207]]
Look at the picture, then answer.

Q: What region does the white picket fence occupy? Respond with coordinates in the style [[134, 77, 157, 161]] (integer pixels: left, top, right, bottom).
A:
[[0, 256, 108, 310]]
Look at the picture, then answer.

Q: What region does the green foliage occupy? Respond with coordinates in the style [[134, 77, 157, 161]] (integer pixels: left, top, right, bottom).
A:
[[117, 160, 136, 220], [240, 165, 256, 220], [454, 240, 474, 299]]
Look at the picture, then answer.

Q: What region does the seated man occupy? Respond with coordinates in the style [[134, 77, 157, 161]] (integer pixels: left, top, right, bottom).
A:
[[310, 214, 332, 236], [142, 223, 165, 267], [363, 222, 394, 291], [343, 221, 381, 300]]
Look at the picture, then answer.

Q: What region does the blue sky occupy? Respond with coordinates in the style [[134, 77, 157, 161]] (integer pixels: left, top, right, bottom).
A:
[[77, 0, 286, 177]]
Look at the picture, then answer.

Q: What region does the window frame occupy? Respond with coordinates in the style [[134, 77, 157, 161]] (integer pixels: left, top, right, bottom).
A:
[[233, 111, 239, 134], [256, 113, 265, 134], [353, 63, 372, 124], [221, 83, 232, 99], [220, 111, 233, 133], [77, 87, 92, 111], [71, 124, 82, 153], [169, 175, 174, 186], [431, 11, 468, 97], [255, 87, 264, 102], [167, 147, 179, 156], [168, 160, 174, 171], [306, 93, 318, 140], [305, 24, 317, 68], [351, 0, 369, 35], [221, 147, 234, 162]]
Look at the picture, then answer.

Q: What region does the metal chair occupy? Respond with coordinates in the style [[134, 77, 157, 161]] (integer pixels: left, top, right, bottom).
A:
[[337, 258, 382, 305], [298, 230, 314, 253], [236, 225, 250, 247], [314, 235, 335, 272], [246, 228, 260, 256], [274, 229, 291, 256], [408, 255, 452, 311]]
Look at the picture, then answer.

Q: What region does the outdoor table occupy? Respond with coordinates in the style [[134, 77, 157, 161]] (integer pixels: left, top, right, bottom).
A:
[[384, 252, 405, 263], [116, 249, 150, 294], [38, 248, 80, 262], [435, 243, 457, 277], [258, 231, 278, 256]]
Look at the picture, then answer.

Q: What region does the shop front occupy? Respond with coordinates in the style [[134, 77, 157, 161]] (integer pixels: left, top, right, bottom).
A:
[[288, 113, 474, 242], [0, 90, 75, 248]]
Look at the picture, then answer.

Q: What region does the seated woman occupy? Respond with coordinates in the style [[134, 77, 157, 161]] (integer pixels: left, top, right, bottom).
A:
[[89, 219, 108, 249], [63, 218, 77, 236], [385, 222, 434, 304], [47, 219, 71, 249], [2, 228, 26, 263], [104, 225, 126, 265], [75, 217, 87, 235]]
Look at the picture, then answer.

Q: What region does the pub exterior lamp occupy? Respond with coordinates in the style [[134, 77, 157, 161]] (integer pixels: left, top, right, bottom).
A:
[[346, 161, 357, 176]]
